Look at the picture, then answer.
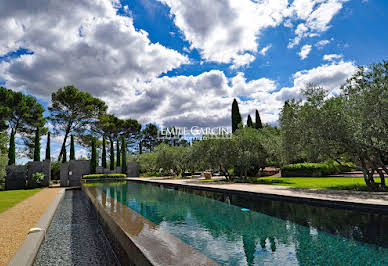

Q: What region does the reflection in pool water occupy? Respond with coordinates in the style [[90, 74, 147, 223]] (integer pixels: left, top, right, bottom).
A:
[[92, 181, 388, 265]]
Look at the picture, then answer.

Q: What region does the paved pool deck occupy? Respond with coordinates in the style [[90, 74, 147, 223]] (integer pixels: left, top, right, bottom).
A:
[[127, 178, 388, 211]]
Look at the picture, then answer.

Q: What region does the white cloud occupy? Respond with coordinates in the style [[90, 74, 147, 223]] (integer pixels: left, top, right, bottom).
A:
[[158, 0, 348, 63], [259, 44, 272, 56], [158, 0, 290, 66], [315, 39, 332, 49], [323, 54, 343, 61], [230, 53, 255, 69], [274, 60, 356, 102], [288, 0, 348, 48], [0, 0, 355, 133], [0, 0, 188, 99], [299, 45, 312, 60]]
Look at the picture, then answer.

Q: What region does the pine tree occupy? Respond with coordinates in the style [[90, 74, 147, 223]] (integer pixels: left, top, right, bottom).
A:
[[110, 139, 114, 170], [116, 139, 120, 167], [121, 137, 127, 174], [33, 127, 41, 161], [8, 129, 16, 165], [70, 135, 75, 160], [102, 136, 107, 168], [231, 99, 242, 133], [255, 109, 263, 129], [45, 132, 51, 160], [91, 137, 97, 174], [247, 115, 253, 128]]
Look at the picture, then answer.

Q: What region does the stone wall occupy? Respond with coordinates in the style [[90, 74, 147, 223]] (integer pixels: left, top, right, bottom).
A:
[[127, 162, 139, 177], [5, 165, 27, 190], [5, 160, 51, 190], [60, 163, 69, 187], [27, 160, 51, 188], [68, 160, 90, 186], [59, 160, 138, 187]]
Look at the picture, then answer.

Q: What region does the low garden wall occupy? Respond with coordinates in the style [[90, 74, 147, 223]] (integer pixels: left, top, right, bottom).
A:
[[60, 161, 139, 187], [5, 160, 51, 190]]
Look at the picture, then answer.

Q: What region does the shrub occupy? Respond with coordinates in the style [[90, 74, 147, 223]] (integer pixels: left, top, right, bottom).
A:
[[140, 171, 163, 177], [51, 161, 61, 180], [281, 160, 355, 177], [32, 172, 45, 185], [82, 173, 127, 180]]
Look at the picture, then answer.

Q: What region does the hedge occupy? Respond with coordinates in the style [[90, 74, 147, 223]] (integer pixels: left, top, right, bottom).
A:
[[281, 160, 355, 177], [82, 174, 127, 180]]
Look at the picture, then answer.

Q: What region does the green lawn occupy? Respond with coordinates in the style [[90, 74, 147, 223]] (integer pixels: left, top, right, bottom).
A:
[[206, 177, 369, 191], [251, 177, 368, 191], [0, 188, 42, 213]]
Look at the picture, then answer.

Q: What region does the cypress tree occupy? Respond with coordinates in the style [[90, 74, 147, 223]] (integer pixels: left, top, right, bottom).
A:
[[116, 139, 120, 167], [45, 132, 51, 160], [8, 129, 16, 165], [255, 109, 263, 129], [139, 141, 142, 154], [121, 136, 127, 174], [62, 145, 67, 163], [102, 136, 107, 168], [70, 135, 75, 160], [231, 98, 242, 133], [33, 127, 41, 161], [247, 115, 253, 128], [110, 139, 114, 170], [91, 137, 96, 174]]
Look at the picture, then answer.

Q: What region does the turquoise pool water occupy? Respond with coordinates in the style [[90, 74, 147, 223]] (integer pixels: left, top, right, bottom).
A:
[[93, 181, 388, 265]]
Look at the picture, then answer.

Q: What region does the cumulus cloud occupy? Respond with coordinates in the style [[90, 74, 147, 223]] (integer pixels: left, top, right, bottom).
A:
[[0, 0, 356, 132], [274, 60, 356, 101], [323, 53, 343, 61], [158, 0, 348, 65], [158, 0, 290, 67], [299, 45, 312, 60], [230, 53, 255, 69], [259, 44, 272, 56], [288, 0, 349, 48], [0, 0, 188, 98], [109, 60, 356, 128], [315, 39, 332, 49]]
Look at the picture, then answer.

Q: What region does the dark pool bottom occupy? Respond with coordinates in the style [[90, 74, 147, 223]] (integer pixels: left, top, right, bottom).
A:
[[33, 190, 119, 266]]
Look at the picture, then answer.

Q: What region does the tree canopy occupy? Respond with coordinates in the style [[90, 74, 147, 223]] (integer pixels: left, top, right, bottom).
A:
[[49, 85, 107, 161], [280, 61, 388, 190]]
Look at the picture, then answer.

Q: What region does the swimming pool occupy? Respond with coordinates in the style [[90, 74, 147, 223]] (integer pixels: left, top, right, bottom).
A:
[[90, 181, 388, 265]]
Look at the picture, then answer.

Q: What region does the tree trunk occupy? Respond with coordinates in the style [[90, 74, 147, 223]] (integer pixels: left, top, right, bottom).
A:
[[361, 162, 387, 191], [58, 124, 71, 161]]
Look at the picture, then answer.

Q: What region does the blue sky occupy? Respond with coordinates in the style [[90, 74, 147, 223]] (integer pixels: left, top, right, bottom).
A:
[[0, 0, 387, 161]]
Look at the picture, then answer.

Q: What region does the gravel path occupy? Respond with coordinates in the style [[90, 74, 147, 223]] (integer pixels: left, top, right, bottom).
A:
[[34, 190, 119, 266], [0, 187, 62, 266]]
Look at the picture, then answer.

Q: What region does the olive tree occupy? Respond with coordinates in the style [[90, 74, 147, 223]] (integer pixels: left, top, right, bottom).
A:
[[281, 62, 388, 191], [233, 128, 267, 179], [341, 63, 388, 190]]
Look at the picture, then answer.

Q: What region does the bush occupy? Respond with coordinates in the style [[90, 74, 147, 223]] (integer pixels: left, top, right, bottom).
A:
[[51, 161, 61, 180], [281, 160, 355, 177], [32, 172, 45, 185], [82, 174, 127, 179], [140, 171, 163, 177]]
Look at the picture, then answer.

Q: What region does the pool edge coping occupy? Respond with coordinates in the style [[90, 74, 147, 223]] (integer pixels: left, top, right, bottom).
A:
[[7, 188, 69, 266], [82, 184, 220, 266]]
